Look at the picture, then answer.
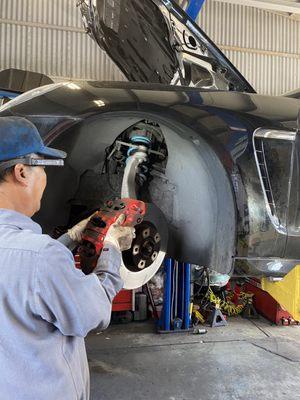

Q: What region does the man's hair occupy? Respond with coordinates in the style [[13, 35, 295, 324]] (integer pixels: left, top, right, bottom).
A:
[[0, 154, 38, 184], [0, 165, 15, 184]]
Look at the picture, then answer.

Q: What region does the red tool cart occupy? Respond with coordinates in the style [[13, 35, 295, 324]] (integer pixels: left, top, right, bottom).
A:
[[112, 289, 135, 312]]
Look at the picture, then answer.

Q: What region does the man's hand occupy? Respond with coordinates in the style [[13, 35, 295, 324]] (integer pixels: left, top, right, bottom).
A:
[[67, 213, 95, 243], [104, 214, 135, 252]]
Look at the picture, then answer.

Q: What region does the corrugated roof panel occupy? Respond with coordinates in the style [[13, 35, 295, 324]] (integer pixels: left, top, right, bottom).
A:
[[197, 1, 300, 94]]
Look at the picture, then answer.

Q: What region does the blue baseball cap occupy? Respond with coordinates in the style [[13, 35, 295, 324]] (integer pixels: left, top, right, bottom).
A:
[[0, 116, 67, 162]]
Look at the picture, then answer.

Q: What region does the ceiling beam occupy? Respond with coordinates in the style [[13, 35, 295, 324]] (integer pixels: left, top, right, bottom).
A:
[[215, 0, 300, 15]]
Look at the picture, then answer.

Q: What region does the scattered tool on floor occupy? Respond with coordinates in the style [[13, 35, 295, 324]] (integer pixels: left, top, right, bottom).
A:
[[193, 328, 207, 335]]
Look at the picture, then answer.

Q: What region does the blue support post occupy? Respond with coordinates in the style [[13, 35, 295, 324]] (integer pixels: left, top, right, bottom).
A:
[[186, 0, 206, 21], [177, 262, 184, 322], [183, 263, 191, 330], [163, 258, 173, 331], [158, 259, 191, 333]]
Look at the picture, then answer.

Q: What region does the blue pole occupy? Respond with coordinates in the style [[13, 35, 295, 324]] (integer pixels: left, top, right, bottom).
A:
[[183, 263, 191, 330], [163, 258, 173, 331], [177, 262, 184, 321], [186, 0, 205, 21]]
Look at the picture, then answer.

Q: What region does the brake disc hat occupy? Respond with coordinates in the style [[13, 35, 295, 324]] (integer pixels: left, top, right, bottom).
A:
[[0, 116, 66, 161]]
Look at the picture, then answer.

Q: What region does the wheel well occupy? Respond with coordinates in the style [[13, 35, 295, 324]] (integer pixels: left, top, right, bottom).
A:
[[36, 111, 236, 274]]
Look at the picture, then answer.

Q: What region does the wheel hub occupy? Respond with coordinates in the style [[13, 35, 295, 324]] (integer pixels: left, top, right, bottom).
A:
[[120, 202, 168, 289], [123, 221, 161, 271]]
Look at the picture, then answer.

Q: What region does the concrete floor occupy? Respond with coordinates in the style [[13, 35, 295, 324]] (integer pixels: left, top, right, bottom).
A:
[[86, 317, 300, 400]]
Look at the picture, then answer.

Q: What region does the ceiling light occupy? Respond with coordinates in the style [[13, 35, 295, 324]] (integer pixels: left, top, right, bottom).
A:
[[93, 99, 105, 107]]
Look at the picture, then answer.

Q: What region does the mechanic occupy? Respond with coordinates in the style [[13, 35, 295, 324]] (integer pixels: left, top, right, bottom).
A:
[[0, 116, 135, 400]]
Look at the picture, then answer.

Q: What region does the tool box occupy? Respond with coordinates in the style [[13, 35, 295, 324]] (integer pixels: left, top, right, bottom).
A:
[[112, 289, 135, 312]]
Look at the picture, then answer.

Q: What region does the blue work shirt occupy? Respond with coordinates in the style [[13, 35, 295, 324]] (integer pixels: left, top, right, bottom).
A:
[[0, 209, 123, 400]]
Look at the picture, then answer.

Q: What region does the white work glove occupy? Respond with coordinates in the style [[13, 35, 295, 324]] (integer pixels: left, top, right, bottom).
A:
[[104, 214, 135, 252], [67, 213, 95, 243]]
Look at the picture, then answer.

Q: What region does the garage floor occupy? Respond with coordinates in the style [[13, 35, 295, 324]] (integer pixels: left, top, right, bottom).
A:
[[86, 317, 300, 400]]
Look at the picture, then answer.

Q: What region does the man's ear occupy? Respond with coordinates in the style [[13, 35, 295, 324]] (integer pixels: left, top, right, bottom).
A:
[[13, 164, 30, 186]]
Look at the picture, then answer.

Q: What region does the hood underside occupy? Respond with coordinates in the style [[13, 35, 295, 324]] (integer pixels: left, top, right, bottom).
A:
[[79, 0, 255, 92]]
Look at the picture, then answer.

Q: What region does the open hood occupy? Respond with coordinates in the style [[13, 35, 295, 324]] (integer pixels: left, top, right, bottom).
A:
[[79, 0, 255, 92]]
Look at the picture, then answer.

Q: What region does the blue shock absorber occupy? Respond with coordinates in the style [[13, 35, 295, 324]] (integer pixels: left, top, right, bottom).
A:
[[127, 135, 152, 157]]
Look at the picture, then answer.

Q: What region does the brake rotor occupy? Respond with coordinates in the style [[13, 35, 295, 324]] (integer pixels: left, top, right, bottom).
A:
[[120, 203, 168, 289]]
